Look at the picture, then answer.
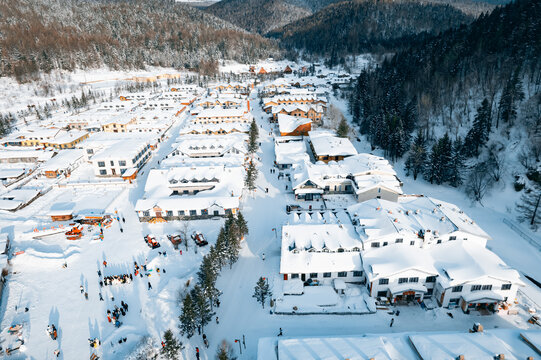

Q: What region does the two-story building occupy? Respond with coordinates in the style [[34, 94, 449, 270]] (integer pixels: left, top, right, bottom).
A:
[[91, 140, 151, 177]]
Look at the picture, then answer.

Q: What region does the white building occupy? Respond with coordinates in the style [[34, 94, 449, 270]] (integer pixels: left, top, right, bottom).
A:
[[274, 139, 309, 170], [135, 165, 244, 221], [91, 140, 151, 177], [291, 153, 402, 202], [280, 211, 364, 283], [193, 107, 252, 124], [348, 196, 491, 251]]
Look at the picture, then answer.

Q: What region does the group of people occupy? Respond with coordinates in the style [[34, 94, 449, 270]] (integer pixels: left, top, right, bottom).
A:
[[47, 324, 58, 340], [101, 274, 133, 286], [106, 301, 129, 328]]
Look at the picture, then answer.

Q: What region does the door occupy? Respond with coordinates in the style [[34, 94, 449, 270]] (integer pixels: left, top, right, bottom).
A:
[[305, 193, 313, 201], [301, 274, 306, 281], [111, 168, 116, 176], [155, 211, 162, 218]]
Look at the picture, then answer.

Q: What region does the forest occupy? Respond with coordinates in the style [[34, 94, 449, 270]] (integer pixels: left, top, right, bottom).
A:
[[269, 0, 475, 58], [0, 0, 279, 82], [346, 0, 541, 226]]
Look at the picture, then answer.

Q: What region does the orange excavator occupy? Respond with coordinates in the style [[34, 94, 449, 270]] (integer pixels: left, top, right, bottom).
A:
[[65, 225, 83, 240]]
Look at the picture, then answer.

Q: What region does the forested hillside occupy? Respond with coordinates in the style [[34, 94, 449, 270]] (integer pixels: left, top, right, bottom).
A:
[[347, 0, 541, 225], [0, 0, 279, 82], [269, 0, 474, 58], [206, 0, 341, 34]]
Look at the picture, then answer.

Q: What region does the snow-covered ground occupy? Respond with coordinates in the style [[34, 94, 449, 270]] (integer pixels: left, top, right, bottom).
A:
[[0, 65, 539, 359]]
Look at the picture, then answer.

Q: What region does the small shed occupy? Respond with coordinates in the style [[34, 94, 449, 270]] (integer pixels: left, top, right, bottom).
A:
[[121, 167, 138, 181], [48, 202, 75, 222]]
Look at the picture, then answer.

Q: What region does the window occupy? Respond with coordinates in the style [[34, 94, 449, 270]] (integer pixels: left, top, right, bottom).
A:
[[383, 242, 388, 247], [410, 240, 415, 246], [87, 149, 94, 154], [166, 211, 173, 217], [379, 278, 389, 285], [110, 161, 114, 166], [142, 211, 150, 217], [310, 273, 318, 278], [189, 210, 197, 216], [371, 242, 380, 248], [437, 239, 442, 244], [99, 170, 107, 175], [398, 278, 408, 284], [481, 285, 492, 291], [395, 238, 403, 243], [119, 160, 126, 167], [97, 161, 105, 167], [449, 298, 460, 306], [449, 236, 457, 241], [178, 210, 185, 216], [471, 285, 482, 292], [501, 284, 512, 290], [338, 272, 347, 277], [353, 271, 363, 277], [225, 209, 232, 215], [409, 277, 419, 283], [377, 291, 388, 297], [291, 274, 299, 279], [323, 272, 331, 278], [120, 168, 126, 175], [426, 276, 436, 283]]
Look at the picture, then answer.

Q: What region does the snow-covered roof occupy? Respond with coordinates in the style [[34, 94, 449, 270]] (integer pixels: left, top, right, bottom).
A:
[[409, 330, 539, 360], [174, 134, 247, 158], [91, 139, 149, 162], [280, 212, 363, 274], [195, 107, 246, 119], [430, 241, 522, 288], [348, 196, 490, 244], [135, 165, 244, 212], [363, 244, 439, 281], [179, 122, 251, 135], [309, 131, 357, 157], [278, 114, 311, 134], [41, 149, 85, 171], [0, 149, 54, 162], [274, 140, 309, 165], [291, 153, 401, 195]]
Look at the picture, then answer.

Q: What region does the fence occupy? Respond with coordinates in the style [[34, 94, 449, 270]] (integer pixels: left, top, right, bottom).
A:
[[502, 218, 541, 251]]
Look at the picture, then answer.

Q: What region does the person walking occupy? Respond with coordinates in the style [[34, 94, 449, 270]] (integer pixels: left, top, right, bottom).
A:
[[103, 260, 107, 267], [390, 318, 394, 327], [80, 285, 84, 294], [196, 347, 200, 360], [148, 282, 152, 290], [99, 293, 104, 301], [278, 328, 283, 336], [215, 316, 219, 324]]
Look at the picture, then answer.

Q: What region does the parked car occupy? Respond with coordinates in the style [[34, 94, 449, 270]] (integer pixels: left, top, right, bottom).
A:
[[144, 234, 160, 249], [167, 234, 182, 248], [286, 204, 301, 213], [191, 231, 208, 246]]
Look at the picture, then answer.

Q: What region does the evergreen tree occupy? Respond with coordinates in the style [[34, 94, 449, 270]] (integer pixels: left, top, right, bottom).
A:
[[244, 160, 258, 192], [216, 340, 236, 360], [191, 285, 213, 332], [225, 224, 242, 269], [253, 277, 272, 309], [405, 129, 427, 180], [248, 119, 259, 153], [161, 329, 182, 360], [214, 227, 229, 268], [179, 293, 197, 338], [517, 181, 541, 230], [498, 69, 525, 128], [197, 255, 220, 309], [448, 137, 465, 187], [464, 99, 491, 157], [336, 117, 350, 138], [235, 211, 249, 241]]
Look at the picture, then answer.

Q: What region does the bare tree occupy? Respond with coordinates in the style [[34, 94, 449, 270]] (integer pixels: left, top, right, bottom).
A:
[[466, 162, 494, 204], [180, 220, 191, 252]]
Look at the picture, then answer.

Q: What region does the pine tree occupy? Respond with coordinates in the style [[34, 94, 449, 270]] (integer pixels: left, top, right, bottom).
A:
[[405, 129, 427, 180], [253, 277, 272, 309], [517, 181, 541, 229], [216, 340, 236, 360], [197, 255, 220, 309], [235, 211, 249, 241], [464, 99, 491, 157], [179, 293, 197, 338], [336, 117, 350, 138], [226, 225, 242, 269], [448, 137, 465, 187], [498, 69, 525, 128], [248, 119, 259, 153], [161, 329, 182, 360], [191, 285, 213, 332], [214, 227, 228, 268], [244, 160, 258, 192]]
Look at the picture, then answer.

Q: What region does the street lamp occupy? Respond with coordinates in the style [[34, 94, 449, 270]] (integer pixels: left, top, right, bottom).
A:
[[234, 339, 242, 354]]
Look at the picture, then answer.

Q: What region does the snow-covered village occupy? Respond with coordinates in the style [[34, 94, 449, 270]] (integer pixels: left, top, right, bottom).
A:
[[0, 56, 538, 360], [0, 1, 541, 357]]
